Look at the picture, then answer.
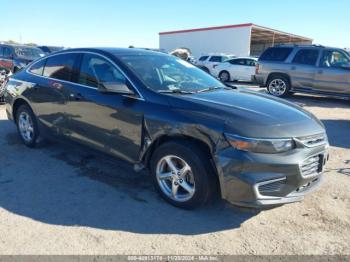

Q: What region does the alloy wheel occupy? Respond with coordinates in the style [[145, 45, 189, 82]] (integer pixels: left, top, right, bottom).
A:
[[18, 111, 35, 143], [268, 79, 287, 96], [156, 155, 195, 202]]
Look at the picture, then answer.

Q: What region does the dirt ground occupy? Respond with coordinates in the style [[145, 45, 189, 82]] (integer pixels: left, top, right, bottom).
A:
[[0, 89, 349, 255]]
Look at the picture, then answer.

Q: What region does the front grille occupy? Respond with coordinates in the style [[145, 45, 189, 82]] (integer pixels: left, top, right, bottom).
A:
[[295, 178, 319, 193], [301, 154, 323, 177], [297, 133, 327, 147], [259, 179, 286, 195]]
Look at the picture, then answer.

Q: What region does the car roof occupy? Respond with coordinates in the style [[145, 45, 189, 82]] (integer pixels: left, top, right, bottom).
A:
[[55, 47, 166, 57], [230, 57, 257, 60]]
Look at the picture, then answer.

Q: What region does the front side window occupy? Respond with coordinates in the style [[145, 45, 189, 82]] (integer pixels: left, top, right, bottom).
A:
[[43, 53, 79, 81], [78, 53, 126, 88], [209, 56, 222, 62], [119, 54, 225, 92], [320, 50, 350, 68], [29, 59, 46, 75], [292, 49, 319, 66]]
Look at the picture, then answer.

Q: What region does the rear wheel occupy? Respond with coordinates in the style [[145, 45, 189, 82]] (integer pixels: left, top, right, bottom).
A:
[[16, 104, 39, 147], [219, 71, 230, 82], [267, 76, 291, 97], [150, 141, 214, 209], [201, 67, 210, 74]]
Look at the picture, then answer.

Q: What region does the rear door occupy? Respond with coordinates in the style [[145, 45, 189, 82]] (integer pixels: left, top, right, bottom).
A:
[[64, 52, 144, 163], [227, 59, 246, 80], [313, 49, 350, 95], [242, 59, 257, 81], [207, 56, 224, 73], [289, 48, 320, 89], [27, 53, 80, 135]]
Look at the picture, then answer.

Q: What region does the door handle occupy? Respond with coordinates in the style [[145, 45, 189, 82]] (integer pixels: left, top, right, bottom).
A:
[[70, 93, 83, 101]]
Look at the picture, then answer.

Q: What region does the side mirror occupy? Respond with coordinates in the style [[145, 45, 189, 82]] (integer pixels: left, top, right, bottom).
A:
[[224, 82, 237, 89], [340, 63, 350, 70], [98, 82, 135, 95]]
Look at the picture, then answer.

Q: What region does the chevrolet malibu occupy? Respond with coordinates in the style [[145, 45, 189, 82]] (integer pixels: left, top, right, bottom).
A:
[[4, 48, 329, 209]]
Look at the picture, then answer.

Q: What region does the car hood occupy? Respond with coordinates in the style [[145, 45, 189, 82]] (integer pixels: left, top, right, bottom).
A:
[[168, 89, 325, 138]]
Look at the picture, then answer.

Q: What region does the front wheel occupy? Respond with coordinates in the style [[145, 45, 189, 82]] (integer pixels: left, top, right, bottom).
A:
[[150, 141, 214, 209], [16, 104, 40, 147], [267, 76, 291, 97]]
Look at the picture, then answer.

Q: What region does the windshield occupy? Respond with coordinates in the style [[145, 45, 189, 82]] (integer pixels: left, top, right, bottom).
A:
[[119, 54, 225, 93], [15, 47, 45, 59]]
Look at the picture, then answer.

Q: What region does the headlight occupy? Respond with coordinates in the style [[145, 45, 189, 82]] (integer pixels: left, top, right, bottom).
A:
[[225, 134, 295, 154]]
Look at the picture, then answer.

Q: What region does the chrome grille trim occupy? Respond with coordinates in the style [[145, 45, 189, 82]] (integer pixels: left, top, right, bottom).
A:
[[300, 154, 323, 177], [254, 177, 287, 199], [258, 179, 286, 195], [295, 133, 327, 148]]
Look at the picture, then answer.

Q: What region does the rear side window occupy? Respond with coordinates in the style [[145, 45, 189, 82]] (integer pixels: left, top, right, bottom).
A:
[[43, 53, 79, 81], [230, 59, 246, 65], [292, 49, 319, 66], [246, 59, 257, 66], [29, 59, 46, 75], [198, 56, 209, 61], [259, 47, 293, 62]]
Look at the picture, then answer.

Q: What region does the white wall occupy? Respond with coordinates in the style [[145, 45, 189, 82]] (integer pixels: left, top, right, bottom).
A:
[[159, 26, 252, 58]]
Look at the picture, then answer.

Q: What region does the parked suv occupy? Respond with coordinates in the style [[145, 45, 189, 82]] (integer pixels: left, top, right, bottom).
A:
[[196, 54, 233, 74], [4, 48, 328, 209], [0, 44, 45, 74], [255, 45, 350, 99]]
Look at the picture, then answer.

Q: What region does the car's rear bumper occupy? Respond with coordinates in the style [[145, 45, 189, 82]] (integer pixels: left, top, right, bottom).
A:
[[253, 74, 267, 87], [214, 143, 328, 208]]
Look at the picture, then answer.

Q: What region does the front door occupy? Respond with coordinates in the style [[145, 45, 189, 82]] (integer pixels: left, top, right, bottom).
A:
[[64, 53, 144, 163], [313, 49, 350, 95]]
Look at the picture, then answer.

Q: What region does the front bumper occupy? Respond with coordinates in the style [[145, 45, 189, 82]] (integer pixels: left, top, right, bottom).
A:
[[214, 143, 328, 208]]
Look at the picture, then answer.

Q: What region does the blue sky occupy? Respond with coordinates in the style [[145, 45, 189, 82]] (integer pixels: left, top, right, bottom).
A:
[[1, 0, 349, 48]]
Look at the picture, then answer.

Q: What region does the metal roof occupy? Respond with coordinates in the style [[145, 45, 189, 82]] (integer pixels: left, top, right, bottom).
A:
[[159, 23, 313, 43]]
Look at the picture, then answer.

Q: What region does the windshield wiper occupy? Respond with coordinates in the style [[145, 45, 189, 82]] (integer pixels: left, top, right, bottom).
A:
[[196, 86, 224, 93], [157, 89, 195, 94]]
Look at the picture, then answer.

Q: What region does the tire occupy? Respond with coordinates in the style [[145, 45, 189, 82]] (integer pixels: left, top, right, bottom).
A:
[[219, 71, 230, 82], [267, 75, 291, 97], [201, 67, 210, 74], [150, 141, 215, 209], [16, 104, 40, 148]]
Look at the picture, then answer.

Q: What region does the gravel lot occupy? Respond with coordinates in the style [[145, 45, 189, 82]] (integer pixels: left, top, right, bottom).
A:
[[0, 88, 349, 255]]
